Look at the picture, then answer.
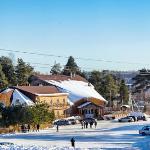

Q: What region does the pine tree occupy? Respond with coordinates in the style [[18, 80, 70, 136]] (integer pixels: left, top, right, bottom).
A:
[[62, 56, 80, 76], [88, 70, 102, 92], [15, 58, 33, 85], [50, 62, 62, 75], [119, 80, 129, 105], [0, 56, 16, 86], [0, 64, 8, 89], [102, 74, 118, 106]]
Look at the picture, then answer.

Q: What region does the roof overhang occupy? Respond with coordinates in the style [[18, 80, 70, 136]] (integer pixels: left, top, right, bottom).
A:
[[35, 93, 69, 96]]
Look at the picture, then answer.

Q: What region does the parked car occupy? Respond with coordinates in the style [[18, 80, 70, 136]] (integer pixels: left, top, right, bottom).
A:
[[53, 119, 70, 126], [128, 116, 137, 122], [118, 116, 134, 122], [68, 119, 76, 125], [137, 116, 147, 121], [139, 126, 150, 135]]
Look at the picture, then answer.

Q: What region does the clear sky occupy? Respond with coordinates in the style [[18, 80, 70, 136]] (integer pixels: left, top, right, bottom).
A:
[[0, 0, 150, 73]]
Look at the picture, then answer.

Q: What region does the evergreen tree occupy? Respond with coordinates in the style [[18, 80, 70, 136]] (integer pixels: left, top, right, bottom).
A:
[[88, 71, 120, 106], [119, 80, 129, 105], [132, 68, 150, 93], [62, 56, 80, 76], [101, 74, 119, 106], [31, 103, 55, 125], [0, 56, 16, 86], [0, 64, 8, 89], [50, 62, 62, 75], [1, 103, 55, 128], [15, 58, 33, 85], [88, 70, 102, 92]]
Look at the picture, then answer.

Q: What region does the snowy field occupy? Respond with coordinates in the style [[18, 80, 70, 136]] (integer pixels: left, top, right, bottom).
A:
[[0, 120, 150, 150]]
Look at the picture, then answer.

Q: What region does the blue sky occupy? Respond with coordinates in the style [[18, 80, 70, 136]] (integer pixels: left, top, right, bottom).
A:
[[0, 0, 150, 73]]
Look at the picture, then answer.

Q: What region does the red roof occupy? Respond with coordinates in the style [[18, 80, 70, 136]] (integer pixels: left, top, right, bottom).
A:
[[35, 74, 88, 82], [14, 86, 61, 95]]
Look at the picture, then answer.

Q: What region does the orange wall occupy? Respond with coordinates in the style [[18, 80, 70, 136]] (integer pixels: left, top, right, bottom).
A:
[[36, 95, 69, 118]]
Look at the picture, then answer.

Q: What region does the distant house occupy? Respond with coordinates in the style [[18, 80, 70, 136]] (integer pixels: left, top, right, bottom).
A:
[[29, 74, 107, 118]]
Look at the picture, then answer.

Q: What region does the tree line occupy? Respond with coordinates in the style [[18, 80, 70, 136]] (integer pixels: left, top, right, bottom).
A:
[[0, 56, 33, 89], [0, 55, 129, 105], [0, 102, 54, 129], [50, 56, 129, 105]]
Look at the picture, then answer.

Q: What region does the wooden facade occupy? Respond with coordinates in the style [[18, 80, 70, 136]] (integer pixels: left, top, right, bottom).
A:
[[0, 90, 13, 106], [78, 102, 104, 118]]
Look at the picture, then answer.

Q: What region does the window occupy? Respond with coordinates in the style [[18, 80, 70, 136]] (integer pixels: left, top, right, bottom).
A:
[[85, 109, 87, 114], [57, 99, 59, 103], [57, 111, 59, 116], [50, 99, 53, 104], [63, 99, 65, 103], [82, 110, 84, 115]]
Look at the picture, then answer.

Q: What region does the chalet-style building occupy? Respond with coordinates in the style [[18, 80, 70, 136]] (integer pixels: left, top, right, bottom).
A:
[[29, 74, 107, 118], [0, 86, 69, 118], [13, 86, 69, 118]]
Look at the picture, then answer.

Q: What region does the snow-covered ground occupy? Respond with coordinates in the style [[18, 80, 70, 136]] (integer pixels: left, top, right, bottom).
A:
[[0, 120, 150, 150]]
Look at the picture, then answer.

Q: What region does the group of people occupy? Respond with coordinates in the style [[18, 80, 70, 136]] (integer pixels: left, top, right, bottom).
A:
[[21, 124, 30, 133], [21, 124, 40, 133], [80, 120, 97, 129]]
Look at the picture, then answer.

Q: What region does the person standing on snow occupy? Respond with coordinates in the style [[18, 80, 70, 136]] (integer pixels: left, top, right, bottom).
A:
[[94, 121, 97, 128], [56, 125, 59, 132], [36, 124, 40, 132]]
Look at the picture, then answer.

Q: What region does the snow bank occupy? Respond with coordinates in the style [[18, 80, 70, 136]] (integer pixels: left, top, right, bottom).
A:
[[0, 144, 104, 150], [0, 145, 75, 150], [0, 144, 140, 150]]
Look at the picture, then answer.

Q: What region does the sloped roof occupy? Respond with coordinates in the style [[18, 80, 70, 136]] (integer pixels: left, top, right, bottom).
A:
[[13, 86, 61, 95], [35, 74, 88, 82], [0, 88, 34, 106], [31, 74, 107, 104], [77, 102, 92, 108], [11, 89, 34, 106], [46, 79, 107, 103]]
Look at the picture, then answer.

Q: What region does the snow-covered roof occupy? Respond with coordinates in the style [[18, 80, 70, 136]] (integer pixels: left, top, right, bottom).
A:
[[77, 102, 92, 108], [45, 79, 106, 104], [11, 89, 34, 106]]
